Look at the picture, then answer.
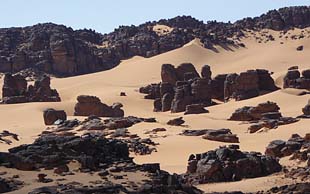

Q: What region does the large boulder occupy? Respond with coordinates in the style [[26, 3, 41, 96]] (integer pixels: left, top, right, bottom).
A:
[[74, 95, 124, 117], [43, 108, 67, 125]]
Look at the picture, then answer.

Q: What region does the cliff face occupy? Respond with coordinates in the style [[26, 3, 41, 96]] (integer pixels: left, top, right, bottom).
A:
[[0, 6, 309, 77]]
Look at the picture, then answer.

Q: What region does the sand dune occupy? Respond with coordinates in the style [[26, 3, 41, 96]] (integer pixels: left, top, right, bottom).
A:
[[0, 28, 310, 193]]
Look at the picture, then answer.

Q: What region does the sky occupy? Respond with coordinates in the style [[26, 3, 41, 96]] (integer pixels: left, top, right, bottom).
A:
[[0, 0, 309, 34]]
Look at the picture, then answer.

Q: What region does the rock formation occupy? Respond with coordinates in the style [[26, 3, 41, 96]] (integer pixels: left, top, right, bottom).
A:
[[265, 133, 310, 161], [1, 73, 60, 104], [0, 6, 309, 77], [141, 64, 277, 113], [229, 101, 298, 133], [283, 68, 310, 89], [224, 69, 278, 101], [184, 145, 282, 184], [74, 95, 124, 117]]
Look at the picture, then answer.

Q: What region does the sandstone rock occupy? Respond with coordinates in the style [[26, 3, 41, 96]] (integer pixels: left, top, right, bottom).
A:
[[161, 64, 178, 85], [74, 95, 124, 117], [43, 108, 67, 125], [201, 65, 212, 80], [302, 100, 310, 115], [1, 74, 60, 104]]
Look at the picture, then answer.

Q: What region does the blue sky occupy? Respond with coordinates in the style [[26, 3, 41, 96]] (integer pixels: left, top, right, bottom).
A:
[[1, 0, 309, 33]]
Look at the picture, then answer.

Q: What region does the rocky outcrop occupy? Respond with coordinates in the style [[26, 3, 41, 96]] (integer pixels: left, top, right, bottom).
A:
[[0, 133, 202, 194], [184, 145, 282, 184], [283, 68, 310, 89], [0, 134, 129, 171], [185, 104, 209, 115], [0, 6, 309, 77], [74, 95, 124, 117], [43, 108, 67, 125], [141, 64, 277, 113], [265, 133, 310, 161], [229, 101, 280, 121], [229, 101, 298, 133], [224, 69, 277, 101], [1, 73, 60, 104]]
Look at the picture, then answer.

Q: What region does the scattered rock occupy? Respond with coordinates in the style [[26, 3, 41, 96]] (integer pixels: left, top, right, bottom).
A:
[[167, 117, 185, 126], [185, 104, 209, 115], [296, 45, 304, 51], [43, 108, 67, 125]]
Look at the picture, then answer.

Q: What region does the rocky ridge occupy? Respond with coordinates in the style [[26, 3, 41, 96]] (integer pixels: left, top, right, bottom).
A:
[[0, 6, 309, 77]]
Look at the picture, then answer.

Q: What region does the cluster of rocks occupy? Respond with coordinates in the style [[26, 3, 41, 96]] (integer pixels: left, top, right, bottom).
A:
[[74, 95, 124, 117], [0, 6, 309, 77], [0, 134, 129, 171], [0, 134, 202, 194], [283, 67, 310, 89], [140, 63, 277, 113], [0, 177, 23, 193], [1, 73, 60, 104], [0, 130, 19, 145], [229, 101, 299, 133], [43, 114, 159, 155], [265, 133, 310, 162], [181, 129, 239, 143], [184, 145, 282, 184]]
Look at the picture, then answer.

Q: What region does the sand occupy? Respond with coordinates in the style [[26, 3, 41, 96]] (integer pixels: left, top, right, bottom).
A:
[[0, 28, 310, 193]]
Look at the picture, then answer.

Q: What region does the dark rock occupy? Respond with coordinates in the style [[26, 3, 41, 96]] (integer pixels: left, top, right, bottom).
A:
[[202, 129, 239, 143], [302, 100, 310, 115], [1, 74, 60, 104], [185, 104, 209, 115], [185, 145, 281, 184], [43, 108, 67, 125], [167, 117, 185, 126], [296, 45, 304, 51], [176, 63, 199, 81], [161, 64, 178, 85], [201, 65, 212, 80]]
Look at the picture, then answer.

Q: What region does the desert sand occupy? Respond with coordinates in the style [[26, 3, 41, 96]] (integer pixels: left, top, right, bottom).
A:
[[0, 28, 310, 193]]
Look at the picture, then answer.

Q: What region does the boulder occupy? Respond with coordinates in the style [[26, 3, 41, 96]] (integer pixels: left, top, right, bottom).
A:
[[43, 108, 67, 125], [184, 104, 209, 115], [167, 117, 185, 126], [74, 95, 124, 117]]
